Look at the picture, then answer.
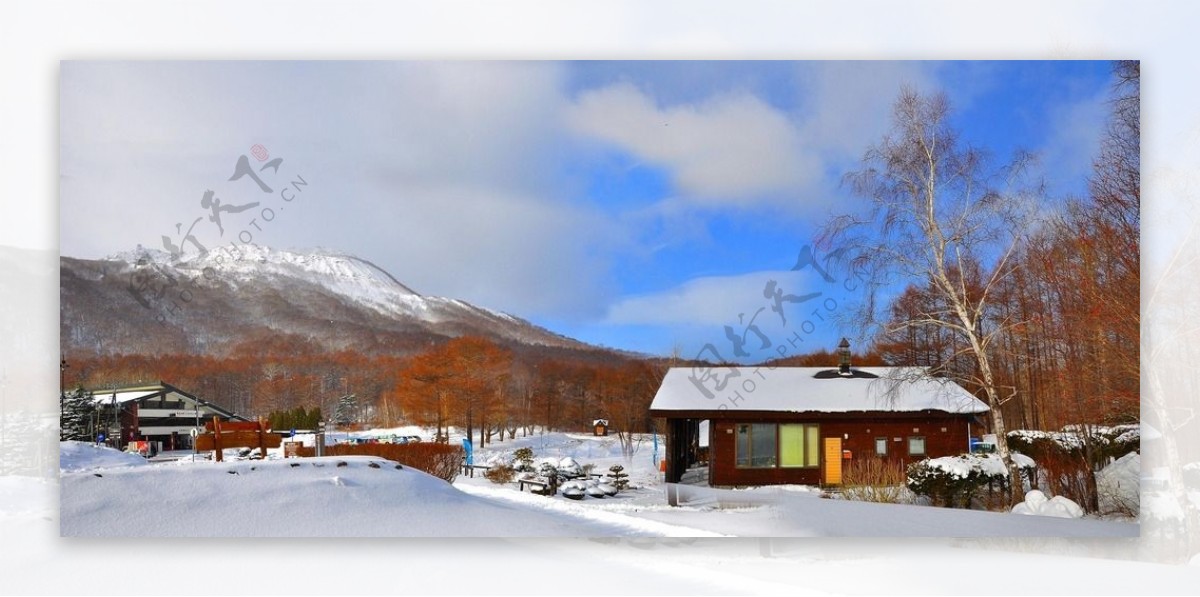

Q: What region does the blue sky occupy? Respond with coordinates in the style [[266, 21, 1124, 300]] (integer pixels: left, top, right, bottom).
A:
[[59, 61, 1116, 362]]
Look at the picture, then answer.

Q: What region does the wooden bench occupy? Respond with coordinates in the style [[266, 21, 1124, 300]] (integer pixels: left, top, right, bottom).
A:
[[518, 477, 556, 496], [461, 464, 491, 478]]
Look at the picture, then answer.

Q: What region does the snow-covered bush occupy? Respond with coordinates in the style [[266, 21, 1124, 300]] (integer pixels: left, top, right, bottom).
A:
[[1008, 425, 1139, 463], [1006, 426, 1135, 514], [1012, 490, 1084, 518], [561, 480, 587, 500], [907, 453, 1034, 509], [841, 458, 907, 504], [1096, 452, 1140, 518], [557, 456, 582, 478], [535, 460, 565, 490]]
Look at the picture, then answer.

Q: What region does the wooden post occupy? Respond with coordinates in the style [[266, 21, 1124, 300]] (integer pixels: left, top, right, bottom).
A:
[[664, 418, 682, 484], [257, 417, 268, 460], [213, 416, 223, 462]]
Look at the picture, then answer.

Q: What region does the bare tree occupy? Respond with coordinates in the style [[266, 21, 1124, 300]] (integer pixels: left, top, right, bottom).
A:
[[823, 88, 1039, 505]]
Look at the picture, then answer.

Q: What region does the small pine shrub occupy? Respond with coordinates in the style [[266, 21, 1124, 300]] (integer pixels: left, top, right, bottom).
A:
[[483, 462, 516, 484], [607, 464, 629, 491], [513, 447, 535, 473], [537, 461, 559, 480]]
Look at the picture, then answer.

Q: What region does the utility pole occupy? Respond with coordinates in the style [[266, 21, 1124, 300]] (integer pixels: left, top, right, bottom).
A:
[[59, 357, 68, 413]]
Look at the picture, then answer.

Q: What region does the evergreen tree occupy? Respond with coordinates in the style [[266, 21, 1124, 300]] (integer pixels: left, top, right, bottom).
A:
[[607, 464, 629, 491], [512, 447, 535, 472], [305, 406, 322, 429], [334, 394, 358, 427], [59, 387, 97, 441]]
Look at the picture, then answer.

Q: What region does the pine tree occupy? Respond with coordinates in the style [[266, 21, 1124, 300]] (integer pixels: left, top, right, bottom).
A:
[[60, 387, 97, 441], [513, 447, 535, 472], [334, 394, 357, 428], [607, 464, 629, 491], [305, 406, 322, 429]]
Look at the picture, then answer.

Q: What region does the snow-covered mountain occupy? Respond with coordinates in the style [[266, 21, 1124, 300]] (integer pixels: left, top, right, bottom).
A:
[[60, 245, 589, 356]]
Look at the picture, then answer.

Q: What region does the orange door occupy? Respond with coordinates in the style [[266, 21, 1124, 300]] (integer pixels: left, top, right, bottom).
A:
[[823, 437, 843, 485]]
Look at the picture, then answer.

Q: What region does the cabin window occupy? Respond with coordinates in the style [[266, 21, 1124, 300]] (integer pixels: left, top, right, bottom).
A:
[[908, 436, 926, 456], [735, 423, 777, 468], [736, 423, 819, 468], [779, 424, 820, 468], [875, 437, 888, 456]]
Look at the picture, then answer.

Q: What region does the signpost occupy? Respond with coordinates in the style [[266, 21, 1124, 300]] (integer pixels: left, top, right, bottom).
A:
[[194, 417, 280, 461]]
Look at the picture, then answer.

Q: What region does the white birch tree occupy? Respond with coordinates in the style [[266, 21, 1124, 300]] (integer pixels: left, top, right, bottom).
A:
[[823, 88, 1039, 505]]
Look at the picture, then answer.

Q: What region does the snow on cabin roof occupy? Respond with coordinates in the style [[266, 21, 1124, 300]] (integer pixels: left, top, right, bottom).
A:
[[90, 389, 162, 404], [649, 367, 990, 415]]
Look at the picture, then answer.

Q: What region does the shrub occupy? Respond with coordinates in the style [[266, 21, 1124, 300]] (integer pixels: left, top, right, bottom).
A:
[[907, 454, 1012, 508], [297, 443, 463, 483], [1008, 426, 1135, 513], [483, 462, 516, 485], [537, 461, 560, 480], [607, 464, 629, 491], [841, 458, 907, 504], [513, 447, 535, 473]]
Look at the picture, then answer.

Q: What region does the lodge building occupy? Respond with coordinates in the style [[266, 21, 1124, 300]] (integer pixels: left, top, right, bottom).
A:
[[649, 348, 989, 489], [87, 382, 248, 452]]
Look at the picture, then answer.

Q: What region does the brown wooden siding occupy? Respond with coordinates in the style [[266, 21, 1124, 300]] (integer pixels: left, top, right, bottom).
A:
[[707, 413, 977, 487]]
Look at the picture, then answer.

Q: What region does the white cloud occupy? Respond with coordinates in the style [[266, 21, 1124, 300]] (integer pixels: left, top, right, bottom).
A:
[[59, 61, 628, 318], [605, 269, 820, 327], [796, 61, 940, 161], [565, 82, 818, 204], [1040, 86, 1110, 195], [340, 182, 620, 319]]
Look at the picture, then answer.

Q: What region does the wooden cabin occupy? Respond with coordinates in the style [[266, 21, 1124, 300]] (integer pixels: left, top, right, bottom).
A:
[[649, 365, 989, 488]]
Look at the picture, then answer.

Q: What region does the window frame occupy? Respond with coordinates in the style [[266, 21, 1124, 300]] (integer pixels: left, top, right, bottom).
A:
[[875, 437, 888, 457], [735, 422, 820, 469], [907, 435, 926, 457], [779, 423, 820, 469]]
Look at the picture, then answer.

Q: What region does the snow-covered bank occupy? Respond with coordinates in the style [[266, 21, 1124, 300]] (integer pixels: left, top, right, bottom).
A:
[[59, 429, 1141, 538], [61, 453, 688, 537]]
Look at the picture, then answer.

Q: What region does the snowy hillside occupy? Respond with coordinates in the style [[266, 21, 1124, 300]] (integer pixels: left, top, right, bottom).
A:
[[60, 245, 588, 355]]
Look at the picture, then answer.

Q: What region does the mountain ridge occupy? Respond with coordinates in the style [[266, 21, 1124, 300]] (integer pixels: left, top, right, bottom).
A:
[[61, 244, 592, 357]]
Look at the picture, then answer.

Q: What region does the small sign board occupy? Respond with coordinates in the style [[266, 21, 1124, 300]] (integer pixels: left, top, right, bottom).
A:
[[284, 441, 301, 458]]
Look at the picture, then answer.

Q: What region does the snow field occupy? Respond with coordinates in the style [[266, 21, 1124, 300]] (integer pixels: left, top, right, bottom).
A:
[[57, 429, 1141, 537]]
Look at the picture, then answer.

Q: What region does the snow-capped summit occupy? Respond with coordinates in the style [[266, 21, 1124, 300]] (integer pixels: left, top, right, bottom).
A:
[[61, 245, 587, 356]]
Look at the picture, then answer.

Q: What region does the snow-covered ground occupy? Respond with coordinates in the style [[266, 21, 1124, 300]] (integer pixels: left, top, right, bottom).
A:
[[0, 425, 1185, 594], [57, 428, 1139, 538]]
